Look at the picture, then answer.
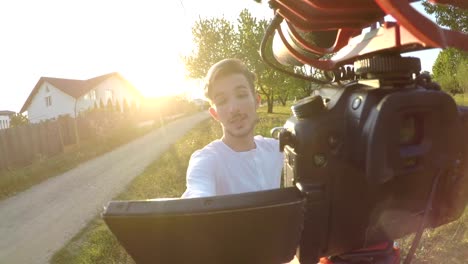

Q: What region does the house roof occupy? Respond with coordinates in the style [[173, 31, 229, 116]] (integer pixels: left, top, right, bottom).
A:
[[20, 72, 137, 113], [0, 110, 15, 116]]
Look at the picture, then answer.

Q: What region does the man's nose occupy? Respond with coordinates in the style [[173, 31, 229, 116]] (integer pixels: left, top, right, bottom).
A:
[[227, 100, 241, 113]]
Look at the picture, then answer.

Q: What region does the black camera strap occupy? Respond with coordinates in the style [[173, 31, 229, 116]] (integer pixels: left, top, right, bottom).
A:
[[403, 169, 443, 264]]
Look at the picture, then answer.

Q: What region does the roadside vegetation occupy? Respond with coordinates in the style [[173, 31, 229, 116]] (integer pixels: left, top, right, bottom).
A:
[[0, 97, 198, 201], [52, 104, 467, 264], [398, 210, 468, 263], [454, 93, 468, 106], [0, 121, 152, 200]]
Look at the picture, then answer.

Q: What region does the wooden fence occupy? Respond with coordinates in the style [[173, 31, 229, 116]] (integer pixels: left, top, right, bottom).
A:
[[0, 110, 132, 171], [0, 99, 200, 171], [0, 120, 64, 170]]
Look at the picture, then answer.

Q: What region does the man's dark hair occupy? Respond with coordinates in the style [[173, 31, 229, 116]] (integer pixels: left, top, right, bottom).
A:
[[204, 59, 256, 102]]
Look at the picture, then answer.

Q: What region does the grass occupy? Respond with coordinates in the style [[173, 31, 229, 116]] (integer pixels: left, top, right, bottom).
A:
[[453, 93, 468, 106], [397, 209, 468, 263], [52, 103, 468, 263]]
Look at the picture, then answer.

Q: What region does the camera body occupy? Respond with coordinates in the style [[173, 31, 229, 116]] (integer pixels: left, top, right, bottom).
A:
[[264, 1, 468, 262], [278, 57, 468, 262]]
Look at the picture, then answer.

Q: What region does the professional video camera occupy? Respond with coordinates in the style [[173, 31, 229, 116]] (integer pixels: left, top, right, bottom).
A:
[[102, 1, 467, 264], [265, 0, 468, 263]]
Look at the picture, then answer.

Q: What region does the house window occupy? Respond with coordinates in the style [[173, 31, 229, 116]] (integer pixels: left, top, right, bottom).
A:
[[45, 96, 52, 107], [83, 90, 96, 101], [45, 85, 50, 92], [90, 90, 96, 100], [105, 89, 113, 102]]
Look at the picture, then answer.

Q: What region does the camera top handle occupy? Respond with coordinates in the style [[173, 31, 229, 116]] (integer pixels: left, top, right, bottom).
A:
[[263, 0, 467, 75]]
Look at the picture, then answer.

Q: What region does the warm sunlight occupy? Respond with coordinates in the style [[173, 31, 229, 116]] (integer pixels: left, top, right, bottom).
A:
[[111, 3, 199, 99], [122, 55, 196, 99], [0, 0, 440, 113]]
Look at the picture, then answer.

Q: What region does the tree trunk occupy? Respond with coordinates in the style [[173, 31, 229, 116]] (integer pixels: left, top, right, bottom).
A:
[[279, 95, 288, 106], [267, 97, 274, 113]]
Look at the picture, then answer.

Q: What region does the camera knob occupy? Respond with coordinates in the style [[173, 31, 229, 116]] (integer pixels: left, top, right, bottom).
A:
[[272, 127, 296, 152], [292, 95, 325, 119], [279, 129, 295, 152]]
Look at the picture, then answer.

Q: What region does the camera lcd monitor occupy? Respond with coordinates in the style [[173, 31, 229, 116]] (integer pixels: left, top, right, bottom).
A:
[[102, 187, 305, 264]]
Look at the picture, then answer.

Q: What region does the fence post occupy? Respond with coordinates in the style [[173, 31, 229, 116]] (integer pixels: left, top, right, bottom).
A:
[[0, 130, 9, 170], [57, 119, 65, 151]]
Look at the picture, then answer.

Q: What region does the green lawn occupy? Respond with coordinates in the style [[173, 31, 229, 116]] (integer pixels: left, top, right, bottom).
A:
[[454, 93, 468, 106], [52, 104, 467, 263]]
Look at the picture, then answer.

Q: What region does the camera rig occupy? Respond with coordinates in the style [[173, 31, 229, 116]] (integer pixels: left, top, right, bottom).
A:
[[101, 1, 468, 264], [265, 0, 468, 263]]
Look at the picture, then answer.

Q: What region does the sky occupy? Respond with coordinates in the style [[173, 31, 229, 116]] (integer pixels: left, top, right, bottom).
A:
[[0, 0, 441, 113]]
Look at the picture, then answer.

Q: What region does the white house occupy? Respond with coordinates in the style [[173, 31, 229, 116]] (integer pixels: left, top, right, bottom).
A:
[[20, 72, 142, 123], [0, 110, 15, 130]]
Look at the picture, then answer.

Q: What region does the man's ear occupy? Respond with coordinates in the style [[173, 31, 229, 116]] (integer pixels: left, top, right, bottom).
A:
[[209, 106, 219, 121]]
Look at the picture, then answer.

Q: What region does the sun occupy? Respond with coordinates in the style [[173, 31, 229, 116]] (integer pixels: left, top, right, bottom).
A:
[[120, 31, 197, 99], [125, 57, 191, 98]]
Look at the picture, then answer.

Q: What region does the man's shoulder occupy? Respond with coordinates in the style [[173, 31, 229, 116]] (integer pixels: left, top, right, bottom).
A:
[[192, 139, 225, 159], [254, 135, 280, 152]]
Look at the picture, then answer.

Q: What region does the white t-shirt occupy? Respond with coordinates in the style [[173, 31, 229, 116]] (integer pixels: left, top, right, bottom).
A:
[[181, 135, 284, 198]]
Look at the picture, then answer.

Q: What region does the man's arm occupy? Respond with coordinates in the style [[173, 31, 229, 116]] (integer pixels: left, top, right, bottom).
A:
[[181, 150, 217, 198]]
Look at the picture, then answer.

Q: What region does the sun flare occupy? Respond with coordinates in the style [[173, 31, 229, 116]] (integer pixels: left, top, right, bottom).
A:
[[121, 29, 200, 99]]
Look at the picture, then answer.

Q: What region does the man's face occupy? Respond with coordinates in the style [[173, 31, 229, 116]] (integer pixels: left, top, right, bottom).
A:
[[209, 73, 259, 139]]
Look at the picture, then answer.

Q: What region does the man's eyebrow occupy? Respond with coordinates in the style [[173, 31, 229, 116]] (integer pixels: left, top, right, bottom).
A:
[[234, 85, 249, 90]]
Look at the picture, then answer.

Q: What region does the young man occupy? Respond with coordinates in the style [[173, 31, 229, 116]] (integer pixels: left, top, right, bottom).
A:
[[181, 59, 284, 198]]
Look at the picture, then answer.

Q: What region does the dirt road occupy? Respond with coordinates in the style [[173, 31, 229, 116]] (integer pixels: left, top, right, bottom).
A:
[[0, 112, 209, 264]]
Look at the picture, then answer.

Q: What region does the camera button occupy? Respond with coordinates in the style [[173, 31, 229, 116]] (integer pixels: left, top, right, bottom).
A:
[[352, 97, 362, 110]]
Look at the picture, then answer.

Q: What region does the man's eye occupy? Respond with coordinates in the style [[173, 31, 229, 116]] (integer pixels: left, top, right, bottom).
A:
[[237, 93, 248, 98]]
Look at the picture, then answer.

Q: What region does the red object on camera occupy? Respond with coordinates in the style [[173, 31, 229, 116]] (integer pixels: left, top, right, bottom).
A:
[[317, 241, 401, 264], [270, 0, 467, 70]]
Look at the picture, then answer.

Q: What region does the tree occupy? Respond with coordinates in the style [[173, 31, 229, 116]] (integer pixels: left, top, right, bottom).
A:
[[9, 113, 29, 127], [236, 9, 277, 112], [115, 100, 121, 113], [131, 100, 137, 112], [236, 9, 301, 113], [432, 48, 468, 95], [287, 66, 325, 101], [184, 9, 305, 113], [455, 58, 468, 93], [422, 2, 468, 95], [123, 98, 129, 113], [106, 98, 113, 111], [184, 17, 239, 79], [422, 1, 467, 33]]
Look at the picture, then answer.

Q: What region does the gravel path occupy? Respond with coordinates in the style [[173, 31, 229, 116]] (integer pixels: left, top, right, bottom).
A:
[[0, 111, 209, 264]]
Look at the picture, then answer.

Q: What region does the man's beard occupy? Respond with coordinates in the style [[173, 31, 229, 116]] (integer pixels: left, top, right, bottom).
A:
[[225, 115, 259, 138]]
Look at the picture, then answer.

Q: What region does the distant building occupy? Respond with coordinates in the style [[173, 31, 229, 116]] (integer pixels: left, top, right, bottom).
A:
[[20, 72, 142, 123], [0, 110, 15, 130]]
